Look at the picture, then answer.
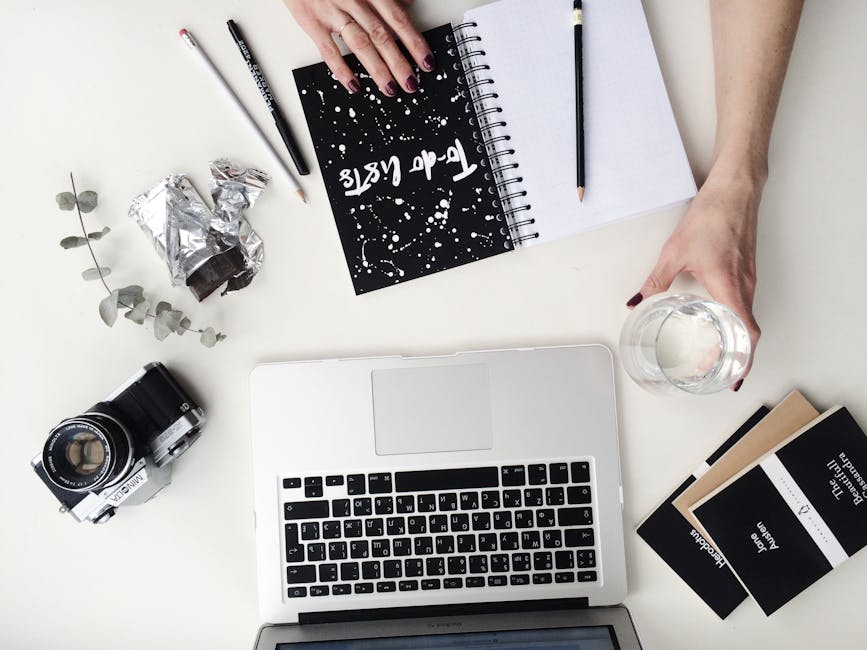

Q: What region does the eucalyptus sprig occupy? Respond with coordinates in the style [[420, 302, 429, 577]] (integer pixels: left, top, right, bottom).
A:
[[57, 172, 226, 347]]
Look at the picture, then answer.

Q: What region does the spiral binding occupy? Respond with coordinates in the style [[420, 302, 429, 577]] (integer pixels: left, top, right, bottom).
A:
[[450, 22, 538, 246]]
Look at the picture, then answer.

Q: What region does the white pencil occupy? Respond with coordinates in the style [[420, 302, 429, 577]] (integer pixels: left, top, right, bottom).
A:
[[179, 28, 306, 204]]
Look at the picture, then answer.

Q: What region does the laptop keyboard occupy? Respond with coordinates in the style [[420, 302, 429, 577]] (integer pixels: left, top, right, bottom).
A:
[[281, 460, 597, 599]]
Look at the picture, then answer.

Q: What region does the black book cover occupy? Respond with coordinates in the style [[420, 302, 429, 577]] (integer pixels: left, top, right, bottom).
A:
[[693, 407, 867, 615], [636, 407, 768, 619], [293, 24, 512, 294]]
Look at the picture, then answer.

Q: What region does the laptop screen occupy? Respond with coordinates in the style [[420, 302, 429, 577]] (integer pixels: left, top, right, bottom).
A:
[[276, 624, 619, 648]]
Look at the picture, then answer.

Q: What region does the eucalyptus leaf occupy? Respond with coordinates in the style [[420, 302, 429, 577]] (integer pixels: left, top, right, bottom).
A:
[[60, 236, 89, 249], [200, 327, 217, 348], [165, 310, 184, 333], [155, 301, 172, 316], [117, 285, 144, 307], [56, 192, 76, 210], [82, 266, 112, 281], [99, 290, 120, 327], [124, 299, 150, 324], [87, 226, 111, 240], [153, 311, 174, 341], [77, 191, 98, 213], [177, 317, 192, 335]]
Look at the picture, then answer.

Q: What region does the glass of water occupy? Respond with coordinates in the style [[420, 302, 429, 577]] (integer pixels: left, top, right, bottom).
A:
[[619, 293, 751, 394]]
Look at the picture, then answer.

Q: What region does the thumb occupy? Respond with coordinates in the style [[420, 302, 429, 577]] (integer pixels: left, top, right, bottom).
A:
[[627, 254, 682, 308]]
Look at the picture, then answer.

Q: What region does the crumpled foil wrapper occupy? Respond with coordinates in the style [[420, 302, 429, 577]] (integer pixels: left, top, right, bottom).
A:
[[128, 159, 268, 301]]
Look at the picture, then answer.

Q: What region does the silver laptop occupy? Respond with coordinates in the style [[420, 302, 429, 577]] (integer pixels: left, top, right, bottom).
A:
[[250, 345, 640, 648]]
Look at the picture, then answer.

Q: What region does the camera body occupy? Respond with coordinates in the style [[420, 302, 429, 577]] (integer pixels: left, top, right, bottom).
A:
[[31, 362, 205, 524]]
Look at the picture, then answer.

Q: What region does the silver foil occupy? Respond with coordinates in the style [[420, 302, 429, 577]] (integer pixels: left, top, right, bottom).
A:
[[128, 159, 268, 297]]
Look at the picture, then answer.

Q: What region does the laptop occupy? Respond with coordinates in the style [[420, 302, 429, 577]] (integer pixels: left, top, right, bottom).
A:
[[250, 345, 641, 648]]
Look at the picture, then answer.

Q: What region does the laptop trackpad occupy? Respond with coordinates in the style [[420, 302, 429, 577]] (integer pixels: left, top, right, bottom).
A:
[[372, 364, 493, 456]]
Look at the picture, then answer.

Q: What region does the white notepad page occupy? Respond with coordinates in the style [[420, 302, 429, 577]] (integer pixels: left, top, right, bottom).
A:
[[463, 0, 696, 244]]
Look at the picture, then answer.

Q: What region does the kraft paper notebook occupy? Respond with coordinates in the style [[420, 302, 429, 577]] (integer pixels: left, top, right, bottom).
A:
[[293, 0, 696, 293]]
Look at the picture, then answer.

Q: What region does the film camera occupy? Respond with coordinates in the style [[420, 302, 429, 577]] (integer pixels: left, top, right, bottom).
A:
[[31, 362, 205, 524]]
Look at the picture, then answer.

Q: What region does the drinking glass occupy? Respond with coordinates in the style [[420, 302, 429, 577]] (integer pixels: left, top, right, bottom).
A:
[[619, 293, 751, 394]]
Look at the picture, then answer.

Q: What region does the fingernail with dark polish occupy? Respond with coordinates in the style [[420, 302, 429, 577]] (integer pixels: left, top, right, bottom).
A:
[[348, 79, 361, 94], [385, 81, 398, 97], [406, 75, 419, 92], [733, 379, 744, 392], [626, 292, 643, 308], [422, 53, 435, 71]]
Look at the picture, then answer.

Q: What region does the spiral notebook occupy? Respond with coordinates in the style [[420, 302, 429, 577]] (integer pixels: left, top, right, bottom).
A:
[[293, 0, 696, 294]]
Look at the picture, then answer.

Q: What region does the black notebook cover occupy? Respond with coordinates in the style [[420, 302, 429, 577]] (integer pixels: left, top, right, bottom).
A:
[[636, 407, 768, 619], [293, 24, 512, 294], [693, 407, 867, 615]]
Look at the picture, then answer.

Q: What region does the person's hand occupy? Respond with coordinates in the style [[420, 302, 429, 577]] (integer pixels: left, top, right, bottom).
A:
[[627, 171, 764, 389], [283, 0, 435, 97]]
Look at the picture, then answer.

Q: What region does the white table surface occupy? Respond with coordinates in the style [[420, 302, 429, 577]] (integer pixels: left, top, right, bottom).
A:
[[2, 1, 865, 648]]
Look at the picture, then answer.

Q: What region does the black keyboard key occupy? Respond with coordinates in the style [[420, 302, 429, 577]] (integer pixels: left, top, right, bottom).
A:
[[396, 467, 499, 492], [285, 524, 303, 563], [332, 584, 351, 595], [326, 475, 344, 486], [479, 533, 498, 552], [555, 550, 574, 569], [436, 535, 455, 554], [571, 462, 590, 484], [567, 485, 592, 504], [301, 522, 320, 540], [578, 571, 597, 582], [500, 532, 519, 550], [555, 572, 575, 583], [543, 530, 563, 549], [558, 507, 593, 527], [350, 540, 370, 559], [536, 509, 556, 528], [415, 537, 434, 555], [491, 554, 510, 573], [444, 578, 463, 589], [387, 517, 406, 536], [328, 541, 347, 560], [332, 499, 351, 518], [515, 510, 534, 529], [503, 490, 522, 508], [287, 565, 316, 584], [377, 581, 397, 593], [353, 498, 373, 517], [451, 513, 471, 532], [399, 580, 419, 591], [426, 557, 445, 576], [287, 587, 307, 598], [417, 494, 436, 512], [405, 559, 424, 577], [283, 477, 301, 489], [429, 515, 448, 533], [393, 537, 412, 556], [384, 560, 402, 578], [460, 492, 479, 510], [347, 474, 366, 495], [533, 573, 553, 584], [340, 562, 359, 581], [364, 518, 384, 537], [481, 490, 501, 509], [362, 561, 380, 580], [576, 550, 596, 568], [368, 473, 393, 494], [305, 476, 323, 487], [284, 500, 329, 520], [510, 574, 530, 586], [374, 496, 394, 515], [307, 543, 326, 561], [493, 511, 513, 530], [521, 531, 541, 550], [371, 539, 391, 557], [396, 496, 415, 513], [408, 516, 427, 534], [323, 521, 342, 539], [438, 493, 458, 511], [354, 583, 374, 594], [471, 512, 491, 531], [305, 477, 323, 498], [466, 577, 485, 587], [447, 556, 466, 575], [310, 586, 329, 596], [343, 519, 362, 538], [533, 551, 553, 571], [545, 487, 565, 506], [528, 464, 547, 485], [564, 528, 595, 547], [549, 463, 569, 484], [501, 465, 526, 486], [469, 555, 488, 574], [488, 575, 507, 587], [512, 553, 531, 572], [458, 534, 476, 553], [524, 488, 544, 507], [319, 563, 338, 582], [422, 579, 441, 590]]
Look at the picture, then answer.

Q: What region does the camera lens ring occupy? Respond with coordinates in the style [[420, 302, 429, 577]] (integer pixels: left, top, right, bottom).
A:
[[43, 413, 135, 493]]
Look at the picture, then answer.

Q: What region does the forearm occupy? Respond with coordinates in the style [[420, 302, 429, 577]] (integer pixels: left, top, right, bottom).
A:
[[709, 0, 803, 187]]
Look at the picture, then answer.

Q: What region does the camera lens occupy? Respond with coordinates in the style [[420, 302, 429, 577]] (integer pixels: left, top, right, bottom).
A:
[[43, 415, 134, 492]]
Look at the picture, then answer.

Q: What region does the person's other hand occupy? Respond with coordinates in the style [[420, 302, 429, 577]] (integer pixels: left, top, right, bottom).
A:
[[283, 0, 435, 97], [627, 172, 763, 389]]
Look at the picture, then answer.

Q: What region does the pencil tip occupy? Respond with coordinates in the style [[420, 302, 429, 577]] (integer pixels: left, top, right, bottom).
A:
[[297, 189, 307, 204], [577, 186, 585, 202]]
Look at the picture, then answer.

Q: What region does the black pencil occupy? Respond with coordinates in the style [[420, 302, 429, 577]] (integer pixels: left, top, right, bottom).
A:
[[573, 0, 585, 202], [227, 19, 310, 176]]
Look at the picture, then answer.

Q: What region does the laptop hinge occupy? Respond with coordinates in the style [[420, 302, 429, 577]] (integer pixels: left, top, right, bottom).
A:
[[299, 597, 590, 625]]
